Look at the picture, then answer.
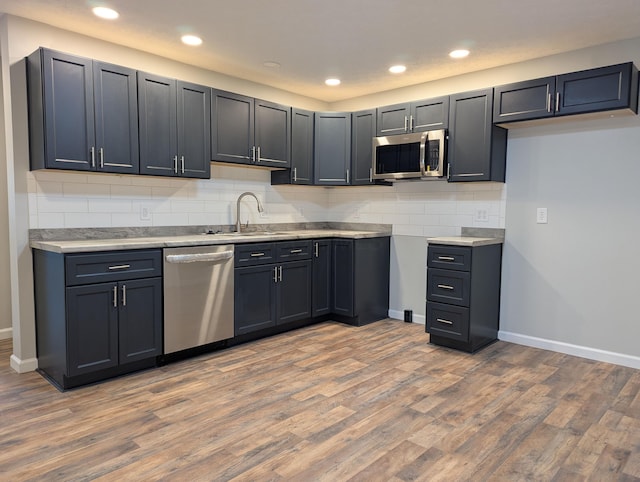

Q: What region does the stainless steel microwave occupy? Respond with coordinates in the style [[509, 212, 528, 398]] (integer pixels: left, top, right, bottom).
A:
[[371, 129, 447, 180]]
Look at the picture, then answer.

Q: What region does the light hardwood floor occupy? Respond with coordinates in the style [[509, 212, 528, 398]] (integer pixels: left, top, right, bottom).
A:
[[1, 320, 639, 481]]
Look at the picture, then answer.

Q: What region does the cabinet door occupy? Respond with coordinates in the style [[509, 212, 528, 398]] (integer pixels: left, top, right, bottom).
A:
[[66, 283, 118, 376], [314, 112, 352, 185], [556, 63, 638, 116], [376, 103, 410, 136], [177, 81, 211, 179], [448, 89, 507, 182], [211, 89, 255, 165], [255, 100, 291, 168], [290, 108, 314, 184], [93, 61, 139, 174], [234, 265, 277, 335], [138, 72, 178, 176], [331, 239, 354, 317], [118, 278, 162, 364], [312, 239, 332, 317], [493, 77, 555, 123], [351, 109, 376, 185], [41, 50, 95, 171], [277, 260, 312, 324], [411, 96, 450, 131]]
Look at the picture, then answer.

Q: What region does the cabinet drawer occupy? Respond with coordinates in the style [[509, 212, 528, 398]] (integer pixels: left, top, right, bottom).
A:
[[235, 242, 276, 267], [276, 240, 312, 261], [427, 245, 471, 271], [427, 268, 470, 306], [426, 302, 469, 342], [65, 249, 162, 286]]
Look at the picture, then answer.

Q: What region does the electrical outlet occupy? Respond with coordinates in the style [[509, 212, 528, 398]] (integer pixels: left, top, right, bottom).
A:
[[474, 208, 489, 222], [140, 204, 151, 221], [536, 207, 548, 224]]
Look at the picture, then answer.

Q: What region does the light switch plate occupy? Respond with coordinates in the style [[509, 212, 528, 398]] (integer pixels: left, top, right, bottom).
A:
[[537, 207, 548, 224]]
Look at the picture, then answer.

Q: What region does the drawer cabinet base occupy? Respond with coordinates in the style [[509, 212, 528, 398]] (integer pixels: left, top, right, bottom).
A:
[[428, 333, 498, 354]]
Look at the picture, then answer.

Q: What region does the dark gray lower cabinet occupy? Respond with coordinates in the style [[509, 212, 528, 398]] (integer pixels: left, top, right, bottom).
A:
[[33, 249, 163, 389], [234, 241, 312, 336], [331, 237, 391, 326], [426, 242, 502, 353], [312, 239, 332, 317]]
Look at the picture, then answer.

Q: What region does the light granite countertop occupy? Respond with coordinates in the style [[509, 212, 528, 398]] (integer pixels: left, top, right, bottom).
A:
[[31, 229, 390, 254], [426, 236, 503, 247]]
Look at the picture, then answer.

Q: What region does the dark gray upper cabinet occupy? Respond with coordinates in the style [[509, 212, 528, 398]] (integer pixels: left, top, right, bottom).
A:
[[494, 63, 639, 124], [448, 88, 507, 182], [138, 73, 210, 178], [351, 109, 376, 185], [314, 112, 352, 185], [211, 89, 291, 168], [27, 48, 139, 174], [376, 96, 449, 136], [272, 108, 314, 185]]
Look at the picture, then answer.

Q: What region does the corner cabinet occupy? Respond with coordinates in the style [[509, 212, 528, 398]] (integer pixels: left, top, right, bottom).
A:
[[211, 89, 291, 168], [448, 89, 507, 182], [138, 73, 211, 178], [27, 48, 139, 174], [33, 249, 163, 389], [426, 242, 502, 353], [493, 63, 639, 124], [314, 112, 352, 185]]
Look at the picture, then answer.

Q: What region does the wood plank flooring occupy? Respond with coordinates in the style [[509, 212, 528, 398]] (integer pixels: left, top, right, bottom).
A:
[[1, 320, 639, 481]]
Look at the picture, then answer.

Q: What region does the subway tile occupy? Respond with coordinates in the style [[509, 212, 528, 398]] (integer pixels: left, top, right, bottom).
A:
[[65, 212, 111, 228], [37, 195, 88, 213], [63, 182, 110, 197]]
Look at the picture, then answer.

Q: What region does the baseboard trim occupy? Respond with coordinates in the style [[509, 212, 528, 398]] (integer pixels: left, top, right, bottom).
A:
[[498, 330, 640, 370], [0, 327, 12, 340], [388, 309, 426, 325], [10, 354, 38, 373]]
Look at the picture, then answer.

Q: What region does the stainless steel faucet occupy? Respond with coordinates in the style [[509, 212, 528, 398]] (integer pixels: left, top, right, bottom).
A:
[[235, 192, 264, 233]]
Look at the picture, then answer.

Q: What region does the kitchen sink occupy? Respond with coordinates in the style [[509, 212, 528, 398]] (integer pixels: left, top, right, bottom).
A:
[[204, 231, 288, 236]]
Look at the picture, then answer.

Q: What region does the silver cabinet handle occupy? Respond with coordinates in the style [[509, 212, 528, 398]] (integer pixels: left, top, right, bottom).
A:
[[555, 92, 560, 112], [409, 115, 414, 131], [257, 146, 261, 163], [437, 284, 455, 290], [290, 249, 303, 254], [438, 256, 455, 261], [122, 285, 126, 307], [251, 146, 256, 163], [315, 242, 319, 258], [273, 266, 278, 282], [181, 156, 185, 174], [173, 155, 178, 174], [108, 264, 131, 270], [279, 265, 283, 282], [369, 167, 373, 183], [404, 116, 408, 133], [99, 147, 104, 168], [293, 167, 297, 182], [547, 93, 552, 113], [436, 318, 453, 325], [250, 252, 265, 257], [90, 147, 96, 168], [112, 285, 117, 308], [346, 169, 350, 184]]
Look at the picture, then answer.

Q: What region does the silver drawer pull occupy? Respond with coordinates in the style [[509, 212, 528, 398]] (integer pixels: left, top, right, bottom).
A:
[[437, 284, 454, 290], [108, 264, 131, 270], [290, 249, 303, 254], [250, 252, 265, 257], [438, 256, 455, 261], [436, 318, 453, 325]]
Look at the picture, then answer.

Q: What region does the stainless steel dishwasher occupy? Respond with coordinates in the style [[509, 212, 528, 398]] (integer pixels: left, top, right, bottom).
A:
[[163, 245, 234, 354]]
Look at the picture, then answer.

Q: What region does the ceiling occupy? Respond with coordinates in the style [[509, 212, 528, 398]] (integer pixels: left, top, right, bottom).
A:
[[1, 0, 640, 102]]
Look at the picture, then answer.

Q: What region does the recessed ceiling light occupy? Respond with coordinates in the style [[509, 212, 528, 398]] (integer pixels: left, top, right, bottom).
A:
[[325, 78, 341, 86], [92, 6, 119, 20], [389, 65, 407, 74], [181, 34, 203, 46], [449, 49, 470, 59], [263, 61, 281, 68]]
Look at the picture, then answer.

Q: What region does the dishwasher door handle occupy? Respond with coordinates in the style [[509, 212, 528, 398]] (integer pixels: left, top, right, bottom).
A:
[[165, 251, 234, 264]]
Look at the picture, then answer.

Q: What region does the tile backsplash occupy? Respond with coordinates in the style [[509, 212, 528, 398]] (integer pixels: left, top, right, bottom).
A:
[[28, 166, 506, 237]]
